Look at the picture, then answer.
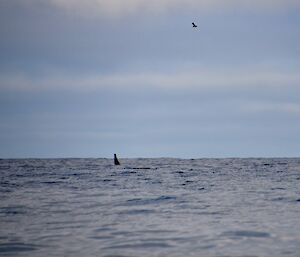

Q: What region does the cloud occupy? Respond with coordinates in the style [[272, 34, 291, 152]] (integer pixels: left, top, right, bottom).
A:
[[1, 69, 299, 91], [244, 102, 300, 115], [49, 0, 300, 15], [5, 0, 300, 18]]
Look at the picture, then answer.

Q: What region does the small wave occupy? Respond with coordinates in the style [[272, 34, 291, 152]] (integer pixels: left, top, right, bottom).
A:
[[0, 243, 38, 254], [104, 242, 172, 249], [102, 179, 114, 182], [0, 166, 11, 170], [128, 167, 154, 170], [125, 196, 177, 206], [271, 197, 291, 202], [271, 187, 286, 190], [120, 171, 137, 175], [93, 227, 115, 233], [136, 229, 176, 234], [89, 235, 115, 240], [0, 206, 28, 216], [222, 230, 271, 238], [196, 211, 226, 216], [103, 255, 132, 257], [118, 209, 156, 215], [277, 162, 288, 165], [41, 181, 64, 185], [174, 171, 184, 174]]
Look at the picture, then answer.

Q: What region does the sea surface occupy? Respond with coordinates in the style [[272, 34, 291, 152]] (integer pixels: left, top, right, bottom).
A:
[[0, 158, 300, 257]]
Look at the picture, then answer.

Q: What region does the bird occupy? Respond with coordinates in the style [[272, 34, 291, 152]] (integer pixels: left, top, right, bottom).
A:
[[192, 22, 197, 28]]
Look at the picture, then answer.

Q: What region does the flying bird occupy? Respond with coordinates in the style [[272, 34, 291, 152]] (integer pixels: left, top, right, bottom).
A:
[[192, 22, 197, 28]]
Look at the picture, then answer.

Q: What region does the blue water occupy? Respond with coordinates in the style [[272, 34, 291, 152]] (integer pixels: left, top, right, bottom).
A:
[[0, 158, 300, 257]]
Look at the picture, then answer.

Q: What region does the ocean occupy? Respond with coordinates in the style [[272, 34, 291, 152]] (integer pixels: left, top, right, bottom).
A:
[[0, 158, 299, 257]]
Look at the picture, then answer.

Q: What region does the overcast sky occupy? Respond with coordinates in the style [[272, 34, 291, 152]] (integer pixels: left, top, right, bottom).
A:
[[0, 0, 300, 158]]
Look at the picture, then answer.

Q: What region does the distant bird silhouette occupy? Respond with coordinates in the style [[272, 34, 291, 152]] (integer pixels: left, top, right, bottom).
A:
[[192, 22, 197, 28]]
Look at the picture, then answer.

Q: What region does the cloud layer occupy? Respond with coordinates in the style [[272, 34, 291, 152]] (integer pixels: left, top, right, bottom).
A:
[[4, 0, 300, 18], [1, 69, 300, 91], [49, 0, 300, 15]]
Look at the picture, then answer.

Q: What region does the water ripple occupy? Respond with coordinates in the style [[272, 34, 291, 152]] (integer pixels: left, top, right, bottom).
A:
[[222, 230, 271, 238], [0, 158, 299, 257]]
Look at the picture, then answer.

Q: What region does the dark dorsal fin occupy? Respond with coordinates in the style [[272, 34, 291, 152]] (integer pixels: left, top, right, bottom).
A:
[[114, 154, 120, 165]]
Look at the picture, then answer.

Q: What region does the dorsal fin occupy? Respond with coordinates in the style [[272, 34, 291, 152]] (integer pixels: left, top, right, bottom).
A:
[[114, 154, 120, 165]]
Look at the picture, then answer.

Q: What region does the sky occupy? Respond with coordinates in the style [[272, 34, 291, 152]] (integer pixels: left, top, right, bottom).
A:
[[0, 0, 300, 158]]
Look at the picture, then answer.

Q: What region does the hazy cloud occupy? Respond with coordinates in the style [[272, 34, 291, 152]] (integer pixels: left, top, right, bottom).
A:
[[3, 0, 300, 18], [1, 69, 299, 91], [48, 0, 300, 16], [243, 102, 300, 115]]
